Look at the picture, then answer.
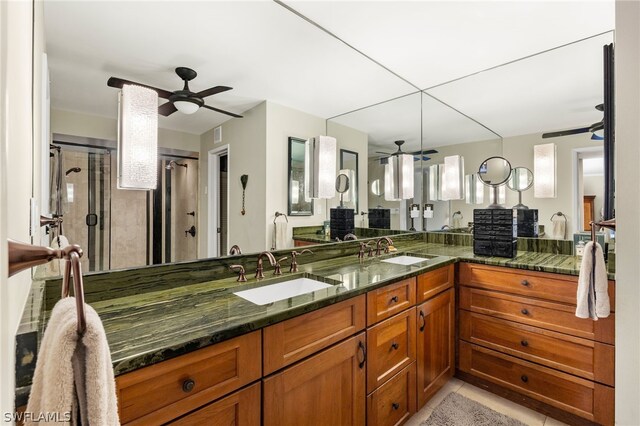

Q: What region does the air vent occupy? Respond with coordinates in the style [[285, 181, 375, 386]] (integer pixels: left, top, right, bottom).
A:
[[214, 126, 222, 143]]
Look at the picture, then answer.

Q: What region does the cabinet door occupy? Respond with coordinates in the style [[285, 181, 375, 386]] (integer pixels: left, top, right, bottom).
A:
[[263, 333, 366, 426], [416, 288, 455, 409]]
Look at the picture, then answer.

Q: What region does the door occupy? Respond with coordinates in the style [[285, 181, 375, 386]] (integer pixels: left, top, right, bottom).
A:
[[583, 195, 596, 230], [416, 288, 455, 408], [263, 333, 366, 426]]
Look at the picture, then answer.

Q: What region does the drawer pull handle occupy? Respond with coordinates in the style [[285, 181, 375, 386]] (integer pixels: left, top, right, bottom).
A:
[[521, 280, 530, 287], [390, 295, 399, 303], [521, 375, 529, 383], [419, 310, 426, 332], [391, 342, 399, 350], [521, 308, 529, 315], [358, 340, 366, 369], [392, 403, 400, 410], [182, 378, 196, 393], [521, 340, 529, 347]]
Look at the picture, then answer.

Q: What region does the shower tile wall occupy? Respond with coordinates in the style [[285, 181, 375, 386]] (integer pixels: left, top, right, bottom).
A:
[[171, 159, 198, 262]]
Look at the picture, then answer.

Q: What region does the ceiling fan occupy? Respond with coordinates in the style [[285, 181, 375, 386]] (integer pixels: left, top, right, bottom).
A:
[[107, 67, 243, 118], [542, 104, 603, 140], [375, 140, 438, 163]]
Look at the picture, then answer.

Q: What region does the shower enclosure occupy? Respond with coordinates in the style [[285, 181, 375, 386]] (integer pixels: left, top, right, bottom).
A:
[[49, 141, 198, 272]]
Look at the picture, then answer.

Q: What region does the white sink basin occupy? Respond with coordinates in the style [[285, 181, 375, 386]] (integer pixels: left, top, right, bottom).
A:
[[381, 255, 430, 266], [234, 278, 332, 305]]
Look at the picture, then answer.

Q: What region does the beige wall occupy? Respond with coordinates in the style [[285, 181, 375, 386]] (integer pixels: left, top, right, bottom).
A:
[[615, 0, 640, 422], [583, 174, 604, 224], [200, 102, 267, 256], [51, 109, 201, 151]]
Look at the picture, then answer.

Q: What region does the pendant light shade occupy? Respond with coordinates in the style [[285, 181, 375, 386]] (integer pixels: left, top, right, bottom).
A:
[[385, 153, 413, 201], [534, 143, 556, 198], [442, 155, 465, 200], [465, 174, 484, 204], [117, 84, 158, 190], [428, 164, 443, 201], [305, 135, 337, 199]]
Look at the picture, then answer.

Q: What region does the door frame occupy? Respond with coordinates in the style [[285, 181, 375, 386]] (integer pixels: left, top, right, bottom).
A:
[[208, 144, 229, 258]]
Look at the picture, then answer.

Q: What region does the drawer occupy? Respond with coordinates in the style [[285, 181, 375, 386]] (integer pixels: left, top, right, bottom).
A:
[[367, 363, 416, 426], [263, 295, 366, 374], [459, 341, 614, 425], [116, 331, 261, 425], [167, 382, 260, 426], [367, 309, 416, 393], [459, 310, 614, 386], [417, 264, 454, 303], [458, 263, 615, 308], [459, 286, 615, 345], [367, 278, 416, 325]]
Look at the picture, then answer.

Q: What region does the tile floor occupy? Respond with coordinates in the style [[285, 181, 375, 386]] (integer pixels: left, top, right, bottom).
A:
[[405, 378, 569, 426]]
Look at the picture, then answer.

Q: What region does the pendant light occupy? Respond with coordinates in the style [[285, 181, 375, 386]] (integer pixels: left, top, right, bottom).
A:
[[534, 143, 557, 198], [442, 155, 464, 200], [305, 136, 337, 199], [385, 153, 414, 201]]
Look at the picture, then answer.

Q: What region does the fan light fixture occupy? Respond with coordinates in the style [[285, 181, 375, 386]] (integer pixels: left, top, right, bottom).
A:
[[305, 136, 337, 199], [173, 99, 200, 115], [117, 84, 158, 190], [534, 143, 557, 198]]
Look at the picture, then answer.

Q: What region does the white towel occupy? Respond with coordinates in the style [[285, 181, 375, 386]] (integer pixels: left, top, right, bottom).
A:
[[576, 242, 610, 320], [26, 297, 119, 425], [551, 216, 566, 239], [272, 221, 288, 250], [452, 216, 462, 229]]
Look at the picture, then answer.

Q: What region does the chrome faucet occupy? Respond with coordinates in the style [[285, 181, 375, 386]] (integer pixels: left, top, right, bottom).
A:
[[229, 245, 242, 255], [290, 249, 313, 272], [441, 225, 451, 230], [375, 237, 394, 256], [344, 233, 358, 241], [255, 251, 277, 279]]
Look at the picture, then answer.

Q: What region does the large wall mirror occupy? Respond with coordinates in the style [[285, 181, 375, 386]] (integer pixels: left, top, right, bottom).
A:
[[288, 137, 313, 216], [38, 1, 614, 274]]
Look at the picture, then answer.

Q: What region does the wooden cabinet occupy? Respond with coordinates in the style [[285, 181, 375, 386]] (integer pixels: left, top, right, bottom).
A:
[[416, 288, 455, 408], [457, 264, 616, 425], [294, 239, 316, 247], [167, 383, 261, 426], [263, 295, 366, 374], [366, 309, 416, 393], [459, 341, 614, 425], [367, 277, 416, 325], [417, 264, 454, 302], [116, 331, 261, 425], [367, 363, 416, 426], [263, 333, 366, 426]]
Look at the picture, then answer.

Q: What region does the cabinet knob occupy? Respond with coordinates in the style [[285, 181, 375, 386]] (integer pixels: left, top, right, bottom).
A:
[[390, 295, 399, 303], [521, 308, 529, 315], [521, 375, 529, 383], [182, 378, 196, 393], [392, 403, 400, 410], [521, 280, 530, 287], [521, 340, 529, 347], [391, 342, 399, 350]]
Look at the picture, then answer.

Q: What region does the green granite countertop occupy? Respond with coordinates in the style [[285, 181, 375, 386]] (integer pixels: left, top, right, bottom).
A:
[[15, 237, 614, 406]]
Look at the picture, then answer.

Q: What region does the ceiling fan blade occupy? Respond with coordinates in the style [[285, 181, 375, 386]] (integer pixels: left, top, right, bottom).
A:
[[542, 126, 591, 139], [158, 102, 177, 117], [195, 86, 232, 99], [591, 133, 604, 141], [410, 149, 438, 155], [107, 77, 173, 99], [375, 151, 392, 155], [202, 104, 243, 118]]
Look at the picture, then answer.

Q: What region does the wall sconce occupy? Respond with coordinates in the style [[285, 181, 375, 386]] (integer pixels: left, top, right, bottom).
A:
[[117, 84, 158, 190], [488, 184, 506, 205], [428, 164, 443, 201], [534, 142, 556, 198], [305, 135, 336, 199], [442, 155, 464, 200], [384, 153, 414, 201], [465, 174, 484, 204]]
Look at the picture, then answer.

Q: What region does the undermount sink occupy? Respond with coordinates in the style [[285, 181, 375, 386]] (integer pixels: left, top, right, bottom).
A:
[[233, 277, 333, 305], [381, 255, 436, 266]]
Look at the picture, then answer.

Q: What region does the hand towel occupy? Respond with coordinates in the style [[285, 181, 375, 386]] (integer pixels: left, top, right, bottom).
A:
[[451, 215, 462, 229], [272, 221, 288, 250], [26, 297, 119, 425], [576, 242, 610, 320], [551, 216, 566, 239]]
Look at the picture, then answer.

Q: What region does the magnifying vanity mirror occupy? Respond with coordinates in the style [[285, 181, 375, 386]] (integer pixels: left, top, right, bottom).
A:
[[478, 156, 512, 209], [507, 167, 534, 209], [336, 173, 350, 208]]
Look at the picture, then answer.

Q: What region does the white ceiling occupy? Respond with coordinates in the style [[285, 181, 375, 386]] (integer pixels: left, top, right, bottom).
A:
[[44, 0, 615, 140]]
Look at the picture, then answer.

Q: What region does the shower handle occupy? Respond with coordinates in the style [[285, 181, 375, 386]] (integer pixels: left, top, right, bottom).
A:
[[185, 226, 196, 237]]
